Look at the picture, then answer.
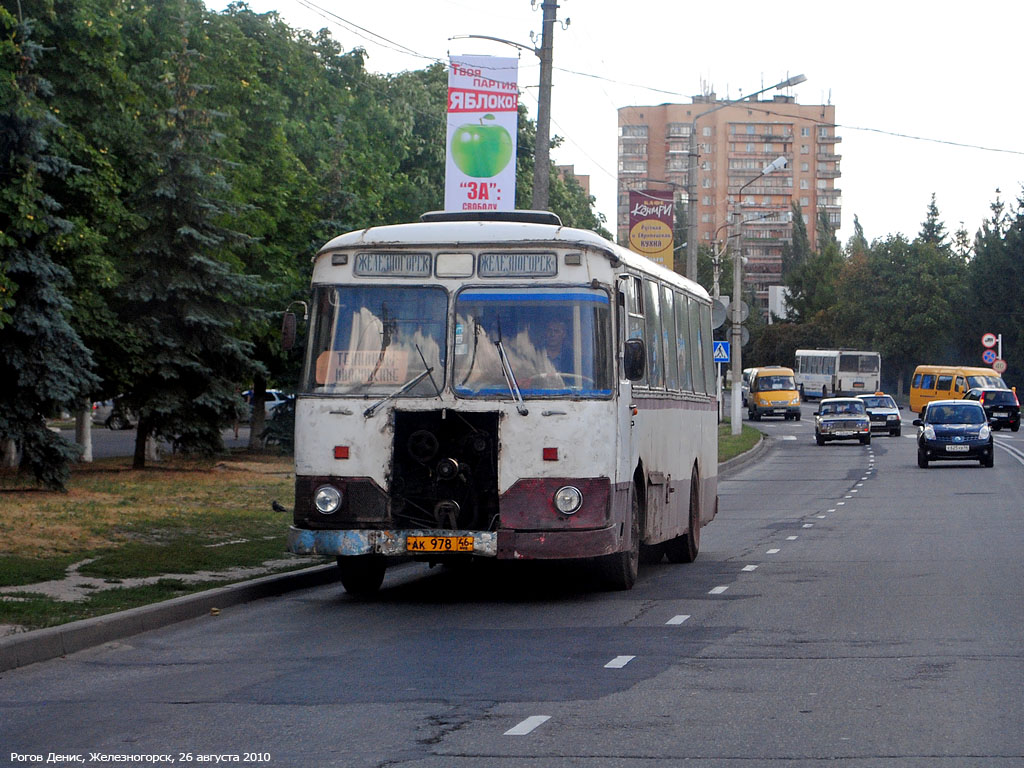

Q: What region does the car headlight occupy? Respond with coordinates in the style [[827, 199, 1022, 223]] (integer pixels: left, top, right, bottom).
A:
[[554, 485, 583, 515], [887, 414, 898, 421], [979, 425, 991, 440], [923, 425, 936, 440], [314, 485, 342, 514], [791, 397, 801, 405]]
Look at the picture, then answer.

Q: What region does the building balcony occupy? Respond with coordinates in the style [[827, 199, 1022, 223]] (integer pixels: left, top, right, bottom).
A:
[[817, 135, 842, 143], [817, 153, 842, 162], [817, 169, 841, 178]]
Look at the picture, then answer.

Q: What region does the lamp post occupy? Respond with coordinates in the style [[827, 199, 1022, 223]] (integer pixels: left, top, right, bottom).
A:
[[685, 74, 806, 282], [730, 155, 788, 434]]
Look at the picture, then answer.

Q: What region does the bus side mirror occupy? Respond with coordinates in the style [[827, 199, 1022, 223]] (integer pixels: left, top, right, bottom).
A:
[[624, 339, 645, 381], [282, 312, 297, 351]]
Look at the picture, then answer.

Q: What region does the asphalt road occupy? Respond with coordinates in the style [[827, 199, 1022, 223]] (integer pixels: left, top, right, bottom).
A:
[[60, 424, 253, 459], [5, 404, 1023, 767]]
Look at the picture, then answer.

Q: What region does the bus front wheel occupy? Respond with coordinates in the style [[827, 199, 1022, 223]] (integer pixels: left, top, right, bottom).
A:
[[337, 555, 386, 597], [600, 485, 639, 590]]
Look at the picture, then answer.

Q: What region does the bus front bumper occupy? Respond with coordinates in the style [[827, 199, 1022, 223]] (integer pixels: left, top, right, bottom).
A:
[[288, 524, 620, 560]]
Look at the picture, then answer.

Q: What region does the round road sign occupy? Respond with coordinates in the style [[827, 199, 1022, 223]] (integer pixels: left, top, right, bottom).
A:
[[982, 349, 997, 365], [993, 358, 1008, 374], [982, 332, 998, 348]]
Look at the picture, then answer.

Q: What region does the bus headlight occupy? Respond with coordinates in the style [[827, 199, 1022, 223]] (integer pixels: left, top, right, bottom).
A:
[[553, 485, 583, 515], [314, 485, 342, 514]]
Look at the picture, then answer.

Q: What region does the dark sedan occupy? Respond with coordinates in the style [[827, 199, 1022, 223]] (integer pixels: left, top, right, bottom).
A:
[[914, 400, 993, 468], [962, 387, 1020, 432]]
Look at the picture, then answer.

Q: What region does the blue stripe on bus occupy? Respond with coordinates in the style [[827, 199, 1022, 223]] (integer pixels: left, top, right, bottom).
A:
[[460, 292, 609, 304]]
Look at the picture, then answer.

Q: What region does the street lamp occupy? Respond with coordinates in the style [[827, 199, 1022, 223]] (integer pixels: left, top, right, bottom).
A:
[[685, 74, 806, 282], [729, 155, 789, 434]]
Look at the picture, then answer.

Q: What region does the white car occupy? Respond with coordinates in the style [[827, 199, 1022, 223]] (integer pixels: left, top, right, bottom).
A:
[[242, 389, 290, 420]]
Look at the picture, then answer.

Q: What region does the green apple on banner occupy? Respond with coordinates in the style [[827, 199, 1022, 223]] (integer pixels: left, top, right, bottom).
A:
[[451, 114, 513, 178]]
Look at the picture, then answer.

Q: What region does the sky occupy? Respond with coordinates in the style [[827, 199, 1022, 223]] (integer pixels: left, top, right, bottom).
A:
[[218, 0, 1024, 246]]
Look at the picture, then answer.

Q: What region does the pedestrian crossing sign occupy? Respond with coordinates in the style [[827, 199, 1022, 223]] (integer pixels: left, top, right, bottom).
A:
[[713, 341, 730, 362]]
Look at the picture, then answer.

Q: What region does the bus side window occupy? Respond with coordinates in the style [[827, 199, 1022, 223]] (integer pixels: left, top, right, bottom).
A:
[[955, 376, 965, 393], [912, 373, 921, 388], [921, 374, 935, 390], [626, 275, 647, 386], [661, 285, 679, 390], [675, 291, 691, 392], [643, 279, 664, 388], [686, 295, 705, 394], [936, 375, 953, 393]]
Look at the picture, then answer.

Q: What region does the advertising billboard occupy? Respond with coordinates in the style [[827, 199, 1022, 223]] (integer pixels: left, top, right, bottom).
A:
[[445, 55, 519, 212], [627, 190, 675, 269]]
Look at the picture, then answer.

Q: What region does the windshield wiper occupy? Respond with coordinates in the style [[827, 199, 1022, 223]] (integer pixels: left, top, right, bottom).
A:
[[363, 367, 434, 418], [494, 321, 528, 416]]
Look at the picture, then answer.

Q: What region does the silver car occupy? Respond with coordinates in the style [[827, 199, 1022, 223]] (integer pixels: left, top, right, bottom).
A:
[[857, 392, 902, 436]]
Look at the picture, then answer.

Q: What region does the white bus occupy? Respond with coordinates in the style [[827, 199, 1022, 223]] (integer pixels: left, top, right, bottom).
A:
[[794, 348, 882, 399], [283, 210, 718, 595]]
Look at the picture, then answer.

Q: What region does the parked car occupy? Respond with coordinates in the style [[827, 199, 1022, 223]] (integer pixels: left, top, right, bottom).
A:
[[242, 389, 290, 422], [914, 399, 993, 468], [814, 397, 871, 445], [102, 398, 135, 430], [856, 392, 902, 436], [962, 387, 1020, 432]]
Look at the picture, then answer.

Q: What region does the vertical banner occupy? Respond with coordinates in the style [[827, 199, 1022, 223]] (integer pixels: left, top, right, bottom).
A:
[[628, 190, 675, 270], [445, 55, 519, 212]]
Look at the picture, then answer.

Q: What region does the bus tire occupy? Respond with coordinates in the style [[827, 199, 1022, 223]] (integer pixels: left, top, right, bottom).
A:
[[600, 484, 639, 590], [666, 468, 700, 564], [337, 555, 386, 597]]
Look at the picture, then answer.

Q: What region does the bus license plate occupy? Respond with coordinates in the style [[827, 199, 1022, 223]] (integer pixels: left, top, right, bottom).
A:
[[407, 535, 474, 553], [945, 445, 969, 452]]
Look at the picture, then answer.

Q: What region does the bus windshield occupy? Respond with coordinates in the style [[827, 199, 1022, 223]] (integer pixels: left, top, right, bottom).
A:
[[303, 284, 447, 396], [453, 287, 613, 397]]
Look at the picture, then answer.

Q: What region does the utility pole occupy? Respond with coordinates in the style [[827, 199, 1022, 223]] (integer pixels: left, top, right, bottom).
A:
[[531, 0, 557, 211]]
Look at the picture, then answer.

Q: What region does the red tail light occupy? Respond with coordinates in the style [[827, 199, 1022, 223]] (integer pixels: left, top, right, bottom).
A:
[[979, 392, 985, 405]]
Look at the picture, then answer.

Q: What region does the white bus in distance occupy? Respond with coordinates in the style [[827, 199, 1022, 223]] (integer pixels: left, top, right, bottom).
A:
[[282, 210, 719, 595], [795, 349, 881, 399]]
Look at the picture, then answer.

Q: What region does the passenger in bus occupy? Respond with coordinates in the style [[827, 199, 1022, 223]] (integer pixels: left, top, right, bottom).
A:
[[539, 319, 571, 372]]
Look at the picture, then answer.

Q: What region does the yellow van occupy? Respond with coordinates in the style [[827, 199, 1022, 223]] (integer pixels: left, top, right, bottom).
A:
[[747, 365, 802, 421], [909, 365, 1008, 415]]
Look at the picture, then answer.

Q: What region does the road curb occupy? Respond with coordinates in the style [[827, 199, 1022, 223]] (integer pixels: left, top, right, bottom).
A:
[[719, 430, 771, 478], [0, 563, 340, 673]]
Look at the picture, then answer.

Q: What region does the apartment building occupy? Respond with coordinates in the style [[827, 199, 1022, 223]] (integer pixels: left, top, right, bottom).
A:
[[617, 94, 840, 314]]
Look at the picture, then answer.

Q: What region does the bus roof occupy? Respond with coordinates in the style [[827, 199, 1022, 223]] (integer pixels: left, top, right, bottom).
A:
[[316, 213, 710, 300]]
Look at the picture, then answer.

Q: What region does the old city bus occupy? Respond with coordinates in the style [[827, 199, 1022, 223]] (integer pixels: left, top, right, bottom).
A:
[[794, 348, 881, 399], [284, 210, 718, 595]]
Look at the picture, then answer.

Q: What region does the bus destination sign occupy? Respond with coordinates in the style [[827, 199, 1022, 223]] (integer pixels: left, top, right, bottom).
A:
[[478, 251, 557, 277], [354, 252, 432, 277]]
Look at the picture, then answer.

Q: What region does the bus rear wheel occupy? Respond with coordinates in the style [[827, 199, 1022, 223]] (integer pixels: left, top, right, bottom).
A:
[[600, 484, 639, 590], [337, 555, 386, 597], [666, 468, 700, 564]]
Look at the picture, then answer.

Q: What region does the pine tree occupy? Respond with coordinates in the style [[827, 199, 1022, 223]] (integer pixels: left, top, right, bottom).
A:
[[918, 193, 948, 247], [0, 10, 99, 489], [118, 6, 262, 469]]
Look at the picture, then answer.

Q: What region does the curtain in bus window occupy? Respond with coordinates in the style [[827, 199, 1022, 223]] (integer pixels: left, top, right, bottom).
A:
[[675, 291, 692, 392], [936, 375, 953, 392], [643, 279, 664, 388], [303, 285, 447, 396], [453, 287, 613, 398], [687, 296, 705, 394]]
